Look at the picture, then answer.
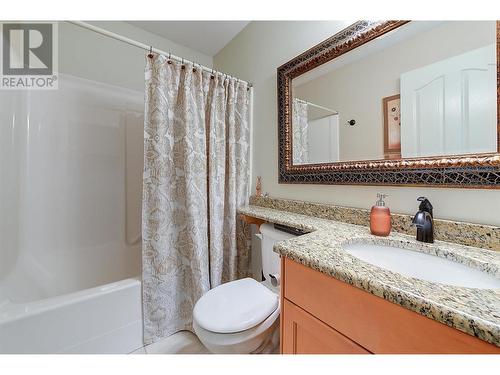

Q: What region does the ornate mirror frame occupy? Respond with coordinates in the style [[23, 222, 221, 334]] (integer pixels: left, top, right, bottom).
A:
[[278, 20, 500, 188]]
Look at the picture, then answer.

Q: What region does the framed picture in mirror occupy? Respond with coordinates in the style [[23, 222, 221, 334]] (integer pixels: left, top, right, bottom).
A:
[[383, 94, 401, 159]]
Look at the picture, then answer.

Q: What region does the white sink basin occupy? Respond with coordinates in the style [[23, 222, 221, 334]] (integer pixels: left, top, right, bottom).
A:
[[343, 242, 500, 289]]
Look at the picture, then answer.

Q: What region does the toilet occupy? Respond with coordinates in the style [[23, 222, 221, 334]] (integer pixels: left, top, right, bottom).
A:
[[192, 223, 298, 354]]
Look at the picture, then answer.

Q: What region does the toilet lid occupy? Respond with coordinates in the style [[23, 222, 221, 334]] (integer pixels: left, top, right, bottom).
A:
[[193, 278, 279, 333]]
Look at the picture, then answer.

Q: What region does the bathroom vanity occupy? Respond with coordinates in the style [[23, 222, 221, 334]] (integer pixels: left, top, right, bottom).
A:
[[239, 202, 500, 354], [281, 258, 498, 354], [265, 20, 500, 352], [261, 19, 500, 353]]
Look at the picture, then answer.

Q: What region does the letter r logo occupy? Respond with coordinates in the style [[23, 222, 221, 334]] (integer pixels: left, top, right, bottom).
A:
[[2, 23, 53, 75]]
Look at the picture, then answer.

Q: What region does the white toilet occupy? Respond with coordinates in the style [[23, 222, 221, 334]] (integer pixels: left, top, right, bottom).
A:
[[192, 223, 298, 354]]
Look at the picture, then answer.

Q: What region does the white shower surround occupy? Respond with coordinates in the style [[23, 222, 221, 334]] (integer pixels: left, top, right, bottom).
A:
[[0, 74, 144, 353]]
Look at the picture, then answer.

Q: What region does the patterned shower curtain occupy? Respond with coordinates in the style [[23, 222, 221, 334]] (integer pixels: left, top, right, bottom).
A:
[[292, 98, 309, 164], [142, 54, 251, 344]]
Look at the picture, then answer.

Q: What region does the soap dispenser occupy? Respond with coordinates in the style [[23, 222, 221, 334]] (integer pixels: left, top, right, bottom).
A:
[[370, 193, 391, 236]]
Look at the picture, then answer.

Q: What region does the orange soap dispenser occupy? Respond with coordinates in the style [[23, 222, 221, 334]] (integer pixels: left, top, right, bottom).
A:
[[370, 193, 391, 236]]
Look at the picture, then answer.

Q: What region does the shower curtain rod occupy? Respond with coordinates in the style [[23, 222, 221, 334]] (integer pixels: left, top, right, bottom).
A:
[[295, 98, 338, 115], [66, 21, 252, 87]]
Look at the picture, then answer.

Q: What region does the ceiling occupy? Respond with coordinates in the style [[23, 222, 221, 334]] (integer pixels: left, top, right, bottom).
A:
[[128, 21, 249, 56]]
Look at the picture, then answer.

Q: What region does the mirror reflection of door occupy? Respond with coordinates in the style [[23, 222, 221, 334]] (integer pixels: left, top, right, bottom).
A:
[[401, 45, 497, 158]]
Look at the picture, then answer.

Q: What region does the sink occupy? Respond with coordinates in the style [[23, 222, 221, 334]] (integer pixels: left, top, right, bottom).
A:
[[343, 242, 500, 289]]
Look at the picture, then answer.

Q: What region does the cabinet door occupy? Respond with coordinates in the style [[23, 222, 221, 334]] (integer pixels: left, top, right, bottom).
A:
[[282, 299, 370, 354]]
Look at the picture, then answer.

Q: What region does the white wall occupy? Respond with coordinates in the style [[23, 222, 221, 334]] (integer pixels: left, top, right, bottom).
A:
[[59, 21, 213, 91], [214, 21, 500, 226]]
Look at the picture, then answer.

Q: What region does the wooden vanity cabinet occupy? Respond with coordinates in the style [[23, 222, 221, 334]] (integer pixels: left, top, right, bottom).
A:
[[282, 299, 370, 354], [280, 257, 500, 354]]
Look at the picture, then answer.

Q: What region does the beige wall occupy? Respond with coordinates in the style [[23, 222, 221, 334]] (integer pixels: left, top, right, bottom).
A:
[[59, 21, 212, 91], [294, 21, 495, 161], [214, 21, 500, 226]]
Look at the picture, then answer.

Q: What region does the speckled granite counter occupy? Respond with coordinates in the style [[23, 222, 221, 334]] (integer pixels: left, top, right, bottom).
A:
[[238, 205, 500, 347], [249, 196, 500, 251]]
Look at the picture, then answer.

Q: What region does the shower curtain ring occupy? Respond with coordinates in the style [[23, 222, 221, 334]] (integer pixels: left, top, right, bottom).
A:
[[181, 58, 185, 70], [147, 46, 153, 58], [167, 53, 172, 64], [211, 69, 215, 79]]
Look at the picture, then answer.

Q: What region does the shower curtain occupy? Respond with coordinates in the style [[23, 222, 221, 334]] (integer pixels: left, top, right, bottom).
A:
[[292, 98, 309, 164], [142, 54, 251, 344]]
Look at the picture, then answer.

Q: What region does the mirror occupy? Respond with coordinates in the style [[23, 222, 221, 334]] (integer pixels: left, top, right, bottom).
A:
[[290, 21, 498, 165]]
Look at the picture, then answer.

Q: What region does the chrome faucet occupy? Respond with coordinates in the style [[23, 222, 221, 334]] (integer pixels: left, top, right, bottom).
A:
[[412, 197, 434, 243]]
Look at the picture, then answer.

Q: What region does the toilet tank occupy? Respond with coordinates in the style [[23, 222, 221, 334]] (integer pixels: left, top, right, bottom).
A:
[[259, 224, 299, 282]]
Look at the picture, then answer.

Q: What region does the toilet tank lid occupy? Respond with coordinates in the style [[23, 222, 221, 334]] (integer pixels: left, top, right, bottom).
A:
[[260, 223, 301, 241], [193, 278, 279, 334]]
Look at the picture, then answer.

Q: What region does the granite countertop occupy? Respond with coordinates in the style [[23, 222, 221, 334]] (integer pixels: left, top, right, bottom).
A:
[[238, 205, 500, 347]]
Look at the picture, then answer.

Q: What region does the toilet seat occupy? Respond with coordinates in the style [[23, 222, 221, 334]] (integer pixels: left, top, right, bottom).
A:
[[193, 301, 280, 354], [193, 278, 279, 333], [192, 278, 281, 354]]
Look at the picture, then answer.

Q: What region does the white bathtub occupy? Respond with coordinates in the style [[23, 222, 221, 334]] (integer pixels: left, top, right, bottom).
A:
[[0, 277, 143, 354], [0, 74, 145, 353]]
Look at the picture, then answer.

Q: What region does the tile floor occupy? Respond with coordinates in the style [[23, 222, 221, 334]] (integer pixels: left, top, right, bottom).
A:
[[130, 331, 210, 354]]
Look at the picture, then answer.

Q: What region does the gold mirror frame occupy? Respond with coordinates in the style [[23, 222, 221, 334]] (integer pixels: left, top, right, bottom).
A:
[[277, 20, 500, 188]]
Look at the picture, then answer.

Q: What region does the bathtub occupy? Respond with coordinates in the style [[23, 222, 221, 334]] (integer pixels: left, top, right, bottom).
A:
[[0, 74, 145, 353], [0, 277, 143, 354]]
